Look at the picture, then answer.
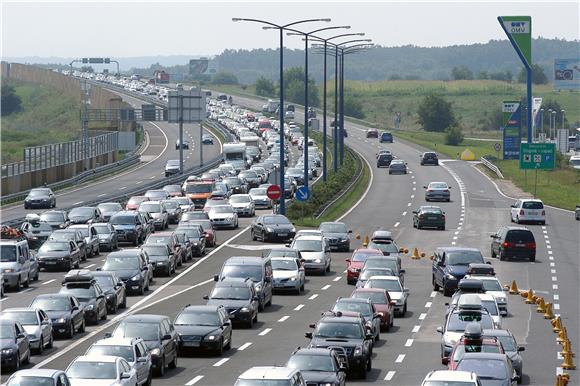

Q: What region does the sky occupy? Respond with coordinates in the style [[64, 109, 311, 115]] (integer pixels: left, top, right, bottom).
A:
[[2, 1, 579, 59]]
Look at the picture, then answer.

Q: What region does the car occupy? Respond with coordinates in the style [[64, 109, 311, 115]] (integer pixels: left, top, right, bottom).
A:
[[251, 215, 296, 243], [165, 159, 181, 177], [173, 231, 194, 261], [420, 151, 439, 166], [366, 128, 378, 138], [65, 355, 138, 386], [290, 235, 331, 275], [163, 184, 184, 198], [125, 196, 150, 211], [24, 188, 56, 209], [60, 270, 107, 325], [379, 131, 393, 143], [110, 211, 146, 246], [93, 222, 119, 251], [139, 201, 169, 230], [0, 319, 30, 370], [432, 247, 485, 296], [425, 181, 451, 202], [203, 197, 228, 213], [351, 288, 395, 331], [0, 308, 53, 354], [68, 206, 103, 224], [421, 370, 480, 386], [85, 337, 152, 385], [37, 240, 82, 271], [141, 244, 175, 276], [208, 205, 239, 229], [318, 222, 351, 252], [286, 348, 347, 386], [174, 304, 232, 355], [175, 139, 189, 149], [510, 198, 546, 225], [490, 226, 536, 262], [97, 202, 123, 222], [4, 369, 71, 386], [376, 152, 393, 167], [205, 278, 259, 328], [229, 194, 256, 217], [456, 353, 519, 386], [20, 217, 53, 249], [285, 168, 305, 186], [305, 313, 373, 379], [239, 170, 261, 188], [39, 210, 70, 229], [388, 160, 407, 174], [361, 256, 405, 286], [99, 250, 150, 295], [0, 236, 34, 290], [92, 271, 127, 314], [483, 329, 525, 381], [110, 314, 178, 377], [144, 189, 170, 201], [345, 248, 383, 284], [264, 247, 302, 260], [202, 134, 214, 144], [180, 210, 210, 223], [161, 199, 182, 224], [175, 226, 206, 257], [367, 234, 404, 268], [224, 177, 248, 195], [464, 275, 508, 316], [331, 297, 382, 342], [145, 231, 184, 266], [171, 196, 194, 212], [188, 219, 217, 247], [248, 188, 273, 209], [355, 266, 395, 288], [271, 257, 305, 294], [444, 323, 504, 369], [235, 366, 306, 386], [363, 275, 408, 316], [30, 293, 85, 338], [68, 224, 100, 257], [413, 205, 446, 230]]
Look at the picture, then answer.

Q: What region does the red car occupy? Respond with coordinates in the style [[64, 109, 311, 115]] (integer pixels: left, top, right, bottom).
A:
[[125, 196, 150, 211], [366, 129, 379, 138], [346, 248, 383, 284], [443, 331, 504, 368], [190, 219, 217, 247], [350, 287, 395, 332]]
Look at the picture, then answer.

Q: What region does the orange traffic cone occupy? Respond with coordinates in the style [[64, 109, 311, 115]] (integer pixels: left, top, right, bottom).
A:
[[525, 289, 535, 304], [355, 233, 361, 240], [557, 327, 569, 343], [560, 373, 570, 386], [411, 248, 421, 259], [362, 234, 369, 247], [508, 280, 520, 295], [560, 339, 575, 358], [552, 316, 563, 333], [561, 351, 576, 370], [536, 297, 546, 313], [544, 303, 555, 319], [520, 289, 530, 299]]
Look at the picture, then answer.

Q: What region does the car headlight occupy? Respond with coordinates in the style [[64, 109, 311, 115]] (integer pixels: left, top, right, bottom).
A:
[[396, 299, 404, 305], [2, 268, 14, 273], [206, 335, 217, 341], [57, 318, 67, 323], [377, 312, 384, 316], [240, 307, 250, 313], [314, 259, 321, 263], [289, 276, 297, 281], [254, 284, 262, 292], [150, 348, 160, 356], [446, 273, 455, 280], [265, 227, 274, 233], [85, 304, 94, 311], [131, 274, 141, 281], [1, 348, 14, 354], [227, 216, 234, 221], [106, 294, 113, 299], [497, 296, 507, 303], [354, 346, 363, 355], [193, 242, 199, 246]]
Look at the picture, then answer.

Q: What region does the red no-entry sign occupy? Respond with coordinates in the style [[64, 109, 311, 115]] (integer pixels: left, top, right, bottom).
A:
[[266, 184, 282, 200]]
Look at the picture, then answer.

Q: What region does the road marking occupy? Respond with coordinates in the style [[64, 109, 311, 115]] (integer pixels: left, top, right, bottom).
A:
[[412, 187, 416, 191], [549, 256, 554, 261], [402, 211, 407, 216], [278, 316, 290, 322], [294, 304, 305, 311], [553, 284, 559, 290], [73, 201, 83, 205], [425, 302, 432, 308], [454, 231, 459, 235], [119, 186, 126, 190], [547, 245, 551, 249], [407, 203, 412, 207], [451, 241, 456, 245], [550, 262, 555, 267], [554, 294, 560, 300], [337, 148, 374, 222], [412, 325, 421, 333], [97, 193, 106, 197], [405, 339, 414, 347], [554, 303, 560, 310], [552, 276, 558, 281], [85, 264, 95, 268], [333, 277, 341, 282], [551, 269, 557, 274], [185, 375, 204, 385], [546, 240, 551, 244], [136, 180, 142, 184], [213, 358, 229, 367], [430, 291, 437, 298], [394, 222, 400, 228], [259, 328, 272, 336], [238, 342, 252, 351], [308, 294, 319, 300], [395, 354, 406, 363], [410, 194, 415, 198], [419, 313, 427, 320], [453, 236, 458, 240], [0, 297, 8, 302], [42, 279, 56, 285], [548, 250, 553, 254], [321, 285, 331, 290], [343, 270, 347, 273], [150, 176, 155, 179], [412, 181, 416, 184], [384, 371, 396, 381]]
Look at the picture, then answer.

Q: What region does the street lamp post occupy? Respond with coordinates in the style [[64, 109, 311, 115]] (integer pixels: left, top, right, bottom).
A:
[[551, 110, 556, 140], [232, 17, 330, 215]]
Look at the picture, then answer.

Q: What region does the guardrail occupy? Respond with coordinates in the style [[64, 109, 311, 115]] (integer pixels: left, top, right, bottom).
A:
[[480, 156, 504, 179]]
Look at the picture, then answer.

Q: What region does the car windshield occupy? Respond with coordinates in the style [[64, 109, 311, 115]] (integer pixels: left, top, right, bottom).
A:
[[98, 203, 122, 212], [225, 178, 241, 186], [263, 216, 290, 225], [40, 212, 64, 222], [186, 184, 213, 194], [211, 286, 251, 300], [250, 189, 267, 196], [2, 311, 38, 325], [39, 242, 69, 252], [272, 259, 298, 271], [447, 251, 484, 266], [240, 171, 258, 178], [114, 322, 159, 340], [28, 189, 49, 197], [447, 313, 494, 331], [352, 291, 387, 304], [69, 208, 93, 217], [176, 228, 201, 239], [173, 198, 191, 205], [103, 256, 140, 270], [230, 196, 250, 203], [146, 235, 171, 244], [181, 213, 207, 221], [365, 278, 402, 292], [0, 324, 15, 339], [522, 201, 544, 209], [482, 300, 499, 316], [60, 286, 96, 302], [352, 252, 377, 262], [142, 245, 168, 257], [66, 361, 117, 379], [333, 302, 372, 317], [293, 239, 322, 252], [175, 311, 220, 326], [456, 358, 508, 380], [139, 203, 161, 212], [94, 276, 114, 289], [31, 297, 70, 311], [71, 228, 89, 237], [287, 354, 336, 372], [367, 242, 399, 254], [452, 344, 502, 362], [481, 280, 503, 291], [7, 376, 56, 386], [360, 268, 394, 280], [319, 223, 347, 233], [162, 201, 178, 209], [49, 232, 76, 241], [491, 335, 517, 352], [87, 345, 134, 362], [268, 250, 298, 259], [505, 230, 534, 242], [0, 245, 17, 262], [211, 206, 234, 213], [315, 322, 363, 339], [110, 216, 136, 225], [93, 225, 112, 234], [429, 183, 448, 189], [163, 185, 181, 192], [222, 265, 262, 282]]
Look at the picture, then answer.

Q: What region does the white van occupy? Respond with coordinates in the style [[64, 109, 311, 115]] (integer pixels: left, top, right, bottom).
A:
[[0, 238, 32, 290]]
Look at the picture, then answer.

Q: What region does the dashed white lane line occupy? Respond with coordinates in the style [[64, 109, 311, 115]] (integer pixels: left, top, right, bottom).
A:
[[384, 371, 396, 381], [136, 180, 142, 184], [238, 342, 252, 351], [149, 176, 155, 179], [407, 203, 412, 207], [394, 222, 400, 228], [278, 316, 290, 322], [410, 194, 415, 199], [554, 294, 560, 300], [308, 294, 319, 300], [454, 231, 460, 235], [551, 269, 557, 274], [42, 279, 56, 285], [402, 211, 407, 216], [395, 354, 406, 363], [333, 277, 341, 282], [425, 302, 432, 308], [554, 304, 561, 310], [553, 284, 559, 290], [412, 187, 416, 191], [321, 285, 331, 290], [259, 328, 272, 336], [412, 181, 416, 184], [85, 264, 95, 269], [412, 325, 421, 333], [552, 276, 558, 281], [294, 304, 305, 311], [343, 270, 347, 274], [550, 262, 555, 267], [405, 339, 414, 347], [185, 375, 204, 385], [97, 193, 106, 197], [549, 256, 554, 261], [418, 313, 427, 320], [430, 291, 437, 298], [73, 201, 83, 205], [119, 186, 126, 190], [548, 250, 553, 254], [213, 358, 229, 367]]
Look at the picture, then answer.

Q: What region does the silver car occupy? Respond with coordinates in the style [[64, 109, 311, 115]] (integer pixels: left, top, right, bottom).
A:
[[249, 188, 273, 209], [208, 205, 239, 229], [0, 308, 53, 354], [0, 239, 32, 290], [229, 194, 256, 217], [424, 182, 451, 202], [5, 369, 70, 386], [271, 257, 305, 294], [139, 200, 169, 230], [289, 235, 331, 275], [68, 224, 100, 257]]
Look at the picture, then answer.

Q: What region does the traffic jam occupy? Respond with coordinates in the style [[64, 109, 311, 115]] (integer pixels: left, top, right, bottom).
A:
[[0, 84, 557, 386]]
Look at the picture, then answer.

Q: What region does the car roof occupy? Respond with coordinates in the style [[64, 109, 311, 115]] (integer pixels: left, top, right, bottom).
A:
[[293, 347, 336, 356], [503, 226, 532, 232], [353, 287, 386, 293], [238, 366, 297, 380], [520, 198, 543, 202], [425, 370, 477, 382], [73, 355, 120, 363], [368, 275, 399, 281], [122, 314, 166, 323], [460, 352, 509, 360], [225, 256, 263, 264], [336, 297, 371, 304], [354, 248, 383, 254], [294, 235, 323, 241], [182, 305, 220, 312], [216, 278, 253, 287], [8, 369, 63, 377], [320, 315, 362, 324]]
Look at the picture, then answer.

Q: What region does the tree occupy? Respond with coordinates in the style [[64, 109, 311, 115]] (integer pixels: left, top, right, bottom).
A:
[[343, 95, 365, 119], [478, 108, 503, 131], [489, 70, 513, 82], [451, 66, 474, 80], [518, 63, 548, 84], [476, 71, 489, 80], [255, 76, 275, 97], [80, 66, 94, 73], [445, 125, 464, 145], [212, 71, 238, 85], [1, 83, 22, 116], [416, 94, 456, 132], [282, 67, 320, 107]]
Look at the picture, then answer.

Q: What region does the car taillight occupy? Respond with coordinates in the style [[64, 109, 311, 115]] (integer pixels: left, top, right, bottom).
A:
[[441, 215, 446, 220], [419, 214, 424, 219], [527, 243, 536, 249], [502, 242, 512, 248], [427, 189, 433, 192], [541, 210, 545, 216], [519, 210, 525, 215]]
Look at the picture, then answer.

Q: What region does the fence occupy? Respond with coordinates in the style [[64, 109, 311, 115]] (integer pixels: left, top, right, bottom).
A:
[[480, 156, 504, 179]]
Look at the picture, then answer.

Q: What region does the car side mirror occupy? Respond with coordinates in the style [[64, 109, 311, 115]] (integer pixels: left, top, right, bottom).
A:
[[162, 334, 172, 341], [423, 186, 428, 189], [373, 313, 381, 319], [412, 211, 418, 214], [104, 332, 112, 338], [308, 323, 316, 328], [486, 261, 492, 265], [348, 230, 352, 233], [120, 372, 131, 379], [214, 274, 219, 282], [16, 333, 26, 339], [404, 288, 410, 293], [345, 259, 351, 263], [365, 333, 374, 340], [203, 295, 209, 300], [137, 357, 147, 363], [510, 204, 516, 208], [436, 327, 443, 334], [72, 306, 79, 311], [285, 243, 290, 248], [442, 357, 449, 365], [142, 266, 148, 271], [512, 375, 520, 383], [400, 269, 406, 274], [304, 332, 313, 339], [518, 346, 526, 352], [490, 234, 496, 238]]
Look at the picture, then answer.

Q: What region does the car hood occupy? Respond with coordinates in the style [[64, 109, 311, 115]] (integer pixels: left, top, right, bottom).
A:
[[210, 212, 234, 220], [273, 270, 299, 279], [299, 371, 340, 383], [176, 325, 221, 337], [252, 195, 269, 200], [109, 269, 140, 280], [148, 212, 163, 219], [477, 379, 510, 386], [446, 265, 469, 277], [69, 216, 91, 223], [301, 251, 325, 260], [143, 339, 161, 350], [45, 310, 71, 321], [323, 232, 348, 239], [0, 338, 17, 350], [22, 325, 42, 337], [113, 224, 137, 231], [265, 224, 294, 231], [373, 304, 390, 313], [206, 299, 250, 309], [349, 261, 364, 269], [231, 202, 251, 209], [389, 291, 404, 301], [38, 251, 70, 259]]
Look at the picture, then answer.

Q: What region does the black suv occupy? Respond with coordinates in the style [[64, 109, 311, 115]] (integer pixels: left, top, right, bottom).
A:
[[377, 153, 393, 168], [92, 271, 127, 314], [110, 211, 146, 246], [59, 270, 107, 324], [432, 247, 485, 296], [205, 278, 259, 328], [174, 305, 233, 355], [305, 313, 373, 379], [286, 347, 347, 386], [99, 250, 150, 295], [420, 152, 439, 166], [490, 226, 536, 261]]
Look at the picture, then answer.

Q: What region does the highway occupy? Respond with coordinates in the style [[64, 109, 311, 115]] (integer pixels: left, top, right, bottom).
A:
[[1, 89, 578, 386]]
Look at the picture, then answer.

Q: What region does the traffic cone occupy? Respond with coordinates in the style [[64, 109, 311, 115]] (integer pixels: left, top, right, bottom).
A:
[[560, 339, 575, 357], [355, 233, 361, 240], [508, 280, 520, 295], [561, 351, 576, 370], [544, 303, 555, 319], [362, 234, 369, 247], [411, 247, 421, 259], [520, 289, 530, 299], [561, 373, 570, 386], [555, 375, 563, 386], [557, 327, 569, 343], [536, 297, 546, 313], [525, 289, 535, 304], [552, 316, 563, 333]]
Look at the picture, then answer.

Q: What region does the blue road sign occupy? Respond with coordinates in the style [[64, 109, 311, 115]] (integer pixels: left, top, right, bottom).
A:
[[296, 186, 310, 202]]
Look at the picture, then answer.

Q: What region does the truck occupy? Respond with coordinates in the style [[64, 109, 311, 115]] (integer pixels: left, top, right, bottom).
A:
[[223, 143, 248, 171], [185, 180, 215, 208], [240, 134, 260, 149], [262, 99, 280, 113]]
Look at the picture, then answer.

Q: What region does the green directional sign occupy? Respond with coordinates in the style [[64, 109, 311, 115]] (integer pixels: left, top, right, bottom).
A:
[[498, 16, 532, 66], [519, 143, 555, 170]]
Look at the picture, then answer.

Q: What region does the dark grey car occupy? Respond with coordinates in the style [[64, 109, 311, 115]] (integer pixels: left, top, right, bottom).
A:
[[37, 240, 81, 271], [388, 160, 407, 175], [24, 188, 55, 209], [319, 222, 351, 252], [93, 223, 118, 251]]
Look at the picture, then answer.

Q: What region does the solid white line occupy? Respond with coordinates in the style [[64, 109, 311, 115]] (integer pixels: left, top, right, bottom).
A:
[[238, 342, 252, 351], [185, 375, 204, 385], [412, 325, 421, 333], [419, 313, 427, 320], [405, 339, 414, 347], [321, 285, 331, 290], [213, 358, 229, 367], [333, 277, 341, 282], [337, 148, 373, 222], [402, 211, 407, 216], [394, 222, 400, 228], [278, 316, 290, 322], [430, 291, 437, 298], [42, 279, 56, 285], [73, 201, 83, 205], [294, 304, 305, 311], [119, 186, 126, 190], [21, 288, 33, 293], [384, 371, 396, 381], [259, 328, 272, 336], [85, 264, 95, 269], [97, 193, 106, 197], [136, 181, 142, 184], [554, 294, 560, 300], [395, 354, 406, 363], [425, 302, 432, 308], [149, 176, 155, 179], [308, 294, 319, 300]]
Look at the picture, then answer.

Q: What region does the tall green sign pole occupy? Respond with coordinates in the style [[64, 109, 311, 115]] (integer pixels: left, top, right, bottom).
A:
[[498, 16, 532, 144]]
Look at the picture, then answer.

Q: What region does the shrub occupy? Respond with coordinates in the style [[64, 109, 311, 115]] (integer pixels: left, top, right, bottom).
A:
[[445, 125, 464, 145]]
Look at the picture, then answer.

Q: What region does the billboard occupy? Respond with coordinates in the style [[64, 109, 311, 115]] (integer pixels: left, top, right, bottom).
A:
[[502, 101, 522, 160], [498, 16, 532, 66], [554, 59, 580, 90], [189, 58, 218, 76]]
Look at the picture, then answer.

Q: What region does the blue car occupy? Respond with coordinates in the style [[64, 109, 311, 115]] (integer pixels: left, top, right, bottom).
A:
[[431, 247, 485, 296], [380, 132, 393, 143]]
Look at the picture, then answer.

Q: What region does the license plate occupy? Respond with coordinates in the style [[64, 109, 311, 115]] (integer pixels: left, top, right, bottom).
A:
[[428, 217, 437, 220], [515, 243, 525, 247], [527, 211, 538, 215], [45, 261, 57, 265], [278, 233, 288, 237], [33, 231, 40, 234], [183, 341, 200, 347]]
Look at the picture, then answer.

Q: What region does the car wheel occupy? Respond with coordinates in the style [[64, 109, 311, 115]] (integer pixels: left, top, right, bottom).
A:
[[499, 251, 506, 261], [67, 322, 75, 338], [100, 306, 107, 320], [23, 275, 29, 288], [168, 353, 177, 369], [443, 285, 452, 297], [15, 277, 21, 291], [366, 356, 372, 371], [248, 316, 254, 329], [515, 216, 520, 224], [156, 356, 165, 377], [166, 266, 172, 277], [261, 231, 266, 242], [36, 338, 44, 355], [529, 254, 536, 262], [144, 370, 153, 386], [216, 337, 224, 356], [417, 223, 422, 230], [133, 237, 139, 247], [491, 249, 496, 258], [15, 351, 20, 370], [432, 275, 440, 291], [139, 284, 145, 296], [34, 269, 39, 281], [440, 225, 445, 231], [121, 294, 127, 309], [95, 245, 100, 255], [225, 335, 232, 350], [74, 258, 80, 269], [403, 302, 407, 316]]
